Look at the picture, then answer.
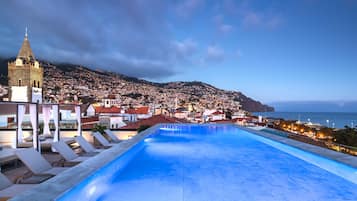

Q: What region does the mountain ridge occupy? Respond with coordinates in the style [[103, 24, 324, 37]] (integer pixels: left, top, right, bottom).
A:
[[0, 57, 274, 112]]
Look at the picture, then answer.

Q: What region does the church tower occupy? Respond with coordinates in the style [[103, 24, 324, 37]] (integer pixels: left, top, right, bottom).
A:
[[8, 29, 43, 103]]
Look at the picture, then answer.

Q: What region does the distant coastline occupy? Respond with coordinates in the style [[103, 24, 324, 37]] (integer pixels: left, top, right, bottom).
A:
[[254, 112, 357, 129]]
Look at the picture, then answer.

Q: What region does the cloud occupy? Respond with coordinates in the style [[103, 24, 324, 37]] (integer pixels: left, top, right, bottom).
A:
[[241, 10, 283, 29], [219, 24, 233, 33], [242, 11, 262, 27], [176, 0, 205, 18], [216, 0, 284, 30], [0, 0, 186, 80], [171, 39, 198, 62], [213, 14, 234, 34], [266, 15, 284, 29], [204, 45, 225, 63]]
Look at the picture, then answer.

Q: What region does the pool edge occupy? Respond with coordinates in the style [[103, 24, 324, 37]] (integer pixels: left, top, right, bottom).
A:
[[238, 126, 357, 168]]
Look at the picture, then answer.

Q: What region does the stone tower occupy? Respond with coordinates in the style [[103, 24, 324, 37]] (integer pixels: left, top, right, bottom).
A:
[[8, 29, 43, 103]]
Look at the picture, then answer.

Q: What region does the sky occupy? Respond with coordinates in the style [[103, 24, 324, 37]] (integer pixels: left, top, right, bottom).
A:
[[0, 0, 357, 104]]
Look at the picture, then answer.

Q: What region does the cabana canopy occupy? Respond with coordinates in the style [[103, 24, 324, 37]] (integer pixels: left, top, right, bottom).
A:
[[0, 102, 82, 151]]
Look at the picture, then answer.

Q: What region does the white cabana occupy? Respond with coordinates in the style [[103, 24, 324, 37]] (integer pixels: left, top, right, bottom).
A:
[[42, 105, 51, 136], [75, 105, 82, 136], [52, 104, 59, 142], [16, 104, 26, 145], [29, 104, 38, 151], [5, 102, 82, 150]]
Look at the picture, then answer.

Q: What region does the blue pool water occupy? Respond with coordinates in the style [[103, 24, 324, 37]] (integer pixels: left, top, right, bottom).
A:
[[58, 124, 357, 201]]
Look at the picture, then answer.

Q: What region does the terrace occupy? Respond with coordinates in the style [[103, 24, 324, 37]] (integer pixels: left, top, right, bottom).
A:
[[1, 124, 356, 200]]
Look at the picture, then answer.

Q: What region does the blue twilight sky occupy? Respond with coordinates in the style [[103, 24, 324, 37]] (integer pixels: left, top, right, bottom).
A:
[[0, 0, 356, 104]]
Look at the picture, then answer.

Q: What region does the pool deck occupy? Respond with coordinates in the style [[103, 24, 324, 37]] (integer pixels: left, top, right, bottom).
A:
[[9, 124, 357, 201]]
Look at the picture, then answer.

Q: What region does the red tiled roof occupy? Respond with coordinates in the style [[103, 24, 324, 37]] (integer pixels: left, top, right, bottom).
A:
[[81, 116, 99, 123], [105, 95, 116, 99], [234, 117, 252, 121], [212, 111, 224, 115], [120, 115, 187, 130], [126, 106, 150, 114], [94, 106, 121, 114], [209, 119, 234, 123]]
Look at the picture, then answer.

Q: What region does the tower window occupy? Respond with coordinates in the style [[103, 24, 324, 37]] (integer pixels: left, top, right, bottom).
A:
[[37, 81, 40, 88], [33, 80, 36, 87], [18, 80, 22, 86]]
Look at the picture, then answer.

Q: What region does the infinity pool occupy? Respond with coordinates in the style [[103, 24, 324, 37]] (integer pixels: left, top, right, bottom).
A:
[[57, 124, 357, 201]]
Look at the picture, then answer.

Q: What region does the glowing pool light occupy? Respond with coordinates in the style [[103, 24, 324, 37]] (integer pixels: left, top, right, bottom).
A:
[[87, 186, 96, 197]]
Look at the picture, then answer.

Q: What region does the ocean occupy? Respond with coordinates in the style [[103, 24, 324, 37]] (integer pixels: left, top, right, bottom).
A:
[[253, 112, 357, 129]]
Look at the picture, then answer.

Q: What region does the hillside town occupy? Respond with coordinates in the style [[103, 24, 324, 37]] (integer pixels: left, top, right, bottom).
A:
[[42, 63, 250, 128]]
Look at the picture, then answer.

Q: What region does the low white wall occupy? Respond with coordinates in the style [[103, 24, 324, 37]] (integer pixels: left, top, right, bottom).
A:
[[0, 130, 138, 148], [0, 130, 32, 147], [111, 130, 138, 140]]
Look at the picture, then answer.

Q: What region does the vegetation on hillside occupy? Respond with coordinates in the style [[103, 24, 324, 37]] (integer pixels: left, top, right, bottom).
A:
[[274, 119, 357, 148], [332, 126, 357, 147]]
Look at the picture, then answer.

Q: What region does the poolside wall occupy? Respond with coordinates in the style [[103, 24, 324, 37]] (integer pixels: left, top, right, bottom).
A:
[[0, 130, 138, 147]]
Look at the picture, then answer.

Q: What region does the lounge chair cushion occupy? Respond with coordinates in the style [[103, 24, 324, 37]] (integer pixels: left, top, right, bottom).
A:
[[0, 173, 12, 190], [43, 167, 69, 175], [75, 136, 95, 153], [93, 132, 114, 147], [15, 148, 52, 175], [68, 156, 90, 163], [0, 184, 35, 197], [51, 141, 78, 161], [104, 129, 121, 142]]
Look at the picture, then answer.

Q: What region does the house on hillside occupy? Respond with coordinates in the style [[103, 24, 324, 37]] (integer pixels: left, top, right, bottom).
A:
[[174, 107, 189, 119], [126, 106, 151, 120], [210, 111, 225, 121], [203, 109, 226, 122], [84, 102, 126, 129], [103, 95, 120, 107]]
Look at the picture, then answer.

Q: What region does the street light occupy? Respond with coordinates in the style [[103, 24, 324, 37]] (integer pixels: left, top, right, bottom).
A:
[[332, 122, 335, 128], [326, 119, 329, 127]]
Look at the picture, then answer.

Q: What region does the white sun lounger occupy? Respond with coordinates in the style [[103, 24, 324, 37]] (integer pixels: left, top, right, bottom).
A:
[[92, 132, 116, 147], [15, 148, 69, 175], [104, 129, 121, 143], [0, 173, 36, 199], [51, 141, 91, 163], [74, 136, 104, 153]]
